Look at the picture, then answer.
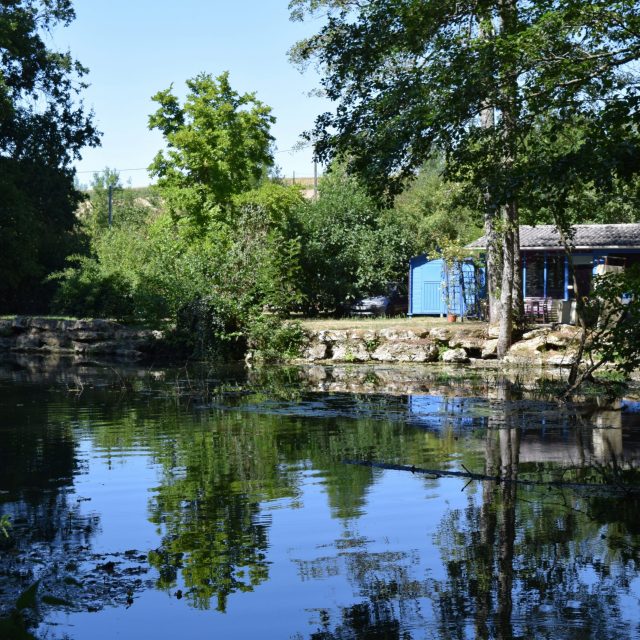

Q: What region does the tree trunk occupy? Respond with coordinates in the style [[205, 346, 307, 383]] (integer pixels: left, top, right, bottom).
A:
[[496, 0, 520, 358], [497, 424, 519, 640], [512, 226, 523, 327], [497, 203, 517, 358], [485, 214, 503, 324], [479, 20, 501, 325]]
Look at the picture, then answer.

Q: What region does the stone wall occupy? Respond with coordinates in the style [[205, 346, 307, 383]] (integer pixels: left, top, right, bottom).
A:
[[297, 324, 583, 367], [0, 316, 584, 367], [0, 317, 164, 359]]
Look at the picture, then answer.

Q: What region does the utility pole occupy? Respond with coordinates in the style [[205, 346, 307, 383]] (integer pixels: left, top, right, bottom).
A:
[[108, 184, 113, 228], [313, 161, 318, 200]]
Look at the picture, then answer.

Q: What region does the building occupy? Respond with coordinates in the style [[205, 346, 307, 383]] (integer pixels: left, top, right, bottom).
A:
[[409, 224, 640, 320], [467, 223, 640, 322], [408, 256, 482, 317]]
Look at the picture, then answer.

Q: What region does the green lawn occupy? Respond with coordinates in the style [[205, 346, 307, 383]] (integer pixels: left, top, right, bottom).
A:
[[299, 316, 487, 331]]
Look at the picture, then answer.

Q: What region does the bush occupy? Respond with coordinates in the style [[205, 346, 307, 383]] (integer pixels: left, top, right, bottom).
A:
[[51, 257, 137, 321], [246, 315, 306, 363], [175, 295, 246, 360]]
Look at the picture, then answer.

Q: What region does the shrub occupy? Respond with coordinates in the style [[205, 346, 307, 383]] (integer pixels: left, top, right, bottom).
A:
[[246, 315, 306, 363]]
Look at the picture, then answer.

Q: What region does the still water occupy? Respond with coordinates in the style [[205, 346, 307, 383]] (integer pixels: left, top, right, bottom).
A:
[[1, 359, 640, 639]]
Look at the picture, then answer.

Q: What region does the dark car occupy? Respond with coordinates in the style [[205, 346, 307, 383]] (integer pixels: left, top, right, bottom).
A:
[[347, 283, 408, 317]]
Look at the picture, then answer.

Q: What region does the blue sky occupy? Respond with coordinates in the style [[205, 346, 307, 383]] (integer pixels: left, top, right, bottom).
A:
[[50, 1, 328, 187]]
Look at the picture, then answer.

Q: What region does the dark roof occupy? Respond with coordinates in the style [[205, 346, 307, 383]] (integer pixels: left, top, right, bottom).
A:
[[467, 224, 640, 251]]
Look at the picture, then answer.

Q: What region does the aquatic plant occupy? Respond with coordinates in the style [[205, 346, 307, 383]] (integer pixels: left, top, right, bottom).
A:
[[0, 515, 11, 538]]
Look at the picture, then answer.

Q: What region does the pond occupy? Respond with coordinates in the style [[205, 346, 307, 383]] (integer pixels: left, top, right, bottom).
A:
[[1, 358, 640, 639]]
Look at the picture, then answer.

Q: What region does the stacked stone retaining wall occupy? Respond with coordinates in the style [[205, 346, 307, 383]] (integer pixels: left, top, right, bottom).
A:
[[297, 324, 583, 367], [0, 317, 163, 359]]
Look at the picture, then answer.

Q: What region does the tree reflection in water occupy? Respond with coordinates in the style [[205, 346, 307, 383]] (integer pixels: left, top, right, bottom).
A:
[[3, 362, 640, 639], [431, 387, 639, 639]]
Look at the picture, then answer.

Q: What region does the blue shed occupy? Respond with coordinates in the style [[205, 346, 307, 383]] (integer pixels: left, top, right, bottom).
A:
[[409, 256, 480, 316]]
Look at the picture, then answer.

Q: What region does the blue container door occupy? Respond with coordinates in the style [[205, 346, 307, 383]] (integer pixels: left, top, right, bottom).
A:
[[410, 257, 446, 315], [422, 280, 443, 314]]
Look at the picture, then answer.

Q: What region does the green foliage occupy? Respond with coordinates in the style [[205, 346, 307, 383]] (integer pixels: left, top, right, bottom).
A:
[[149, 72, 275, 229], [52, 175, 309, 360], [562, 266, 640, 397], [298, 166, 414, 311], [174, 295, 246, 360], [0, 515, 11, 538], [50, 255, 137, 322], [0, 1, 98, 312], [246, 315, 306, 363], [83, 168, 161, 234], [582, 268, 640, 374], [393, 160, 483, 254], [290, 1, 640, 204], [230, 183, 307, 313]]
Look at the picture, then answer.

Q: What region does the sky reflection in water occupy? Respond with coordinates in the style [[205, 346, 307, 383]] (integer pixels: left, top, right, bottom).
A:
[[0, 362, 640, 639]]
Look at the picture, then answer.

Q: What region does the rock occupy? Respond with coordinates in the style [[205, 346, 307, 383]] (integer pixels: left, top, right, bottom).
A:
[[318, 330, 349, 343], [429, 327, 450, 342], [508, 335, 547, 354], [14, 331, 43, 351], [545, 352, 577, 367], [345, 329, 377, 341], [72, 330, 112, 342], [481, 339, 499, 359], [522, 327, 550, 340], [304, 365, 328, 382], [0, 319, 13, 335], [29, 318, 63, 331], [371, 341, 439, 363], [378, 328, 426, 341], [11, 316, 31, 330], [449, 336, 484, 354], [503, 353, 543, 365], [331, 340, 370, 362], [441, 347, 469, 363], [303, 342, 328, 361], [546, 333, 574, 348], [41, 334, 73, 350]]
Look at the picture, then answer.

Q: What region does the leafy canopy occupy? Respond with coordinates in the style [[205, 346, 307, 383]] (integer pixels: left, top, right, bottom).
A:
[[0, 0, 99, 312], [149, 72, 275, 229], [289, 0, 640, 207]]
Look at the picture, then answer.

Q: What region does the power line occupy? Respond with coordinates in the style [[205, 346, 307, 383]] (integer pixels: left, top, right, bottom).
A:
[[75, 167, 149, 174], [76, 145, 312, 174]]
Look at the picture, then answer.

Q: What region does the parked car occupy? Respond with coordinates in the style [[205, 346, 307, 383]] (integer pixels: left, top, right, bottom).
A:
[[347, 283, 408, 317]]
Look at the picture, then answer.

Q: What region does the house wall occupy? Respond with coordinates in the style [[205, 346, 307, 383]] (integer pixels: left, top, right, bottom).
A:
[[522, 249, 640, 301]]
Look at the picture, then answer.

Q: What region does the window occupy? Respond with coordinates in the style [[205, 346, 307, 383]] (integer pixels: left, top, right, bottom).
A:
[[525, 254, 544, 297], [546, 254, 565, 298], [524, 253, 566, 298]]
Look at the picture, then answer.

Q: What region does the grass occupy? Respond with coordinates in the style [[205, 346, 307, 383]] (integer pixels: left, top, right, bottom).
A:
[[300, 316, 487, 331]]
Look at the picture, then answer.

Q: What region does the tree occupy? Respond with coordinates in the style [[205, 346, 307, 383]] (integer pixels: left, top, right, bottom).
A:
[[392, 160, 482, 254], [0, 0, 99, 312], [290, 0, 640, 356], [84, 168, 160, 234], [148, 72, 275, 230], [297, 165, 413, 312]]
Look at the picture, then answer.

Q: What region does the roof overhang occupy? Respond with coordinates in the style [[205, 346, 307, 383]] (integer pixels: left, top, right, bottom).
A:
[[466, 245, 640, 252]]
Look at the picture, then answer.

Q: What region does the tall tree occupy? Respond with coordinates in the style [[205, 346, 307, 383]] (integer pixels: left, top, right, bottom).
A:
[[0, 0, 99, 312], [290, 0, 640, 356], [148, 72, 275, 231]]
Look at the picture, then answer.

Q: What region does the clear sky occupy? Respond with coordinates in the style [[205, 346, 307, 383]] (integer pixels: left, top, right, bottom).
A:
[[50, 0, 329, 187]]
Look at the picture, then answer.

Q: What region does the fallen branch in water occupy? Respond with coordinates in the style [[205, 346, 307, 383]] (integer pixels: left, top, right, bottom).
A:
[[342, 459, 640, 495]]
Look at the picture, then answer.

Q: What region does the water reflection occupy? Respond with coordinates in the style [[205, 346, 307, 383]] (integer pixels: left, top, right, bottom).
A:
[[0, 360, 639, 639]]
